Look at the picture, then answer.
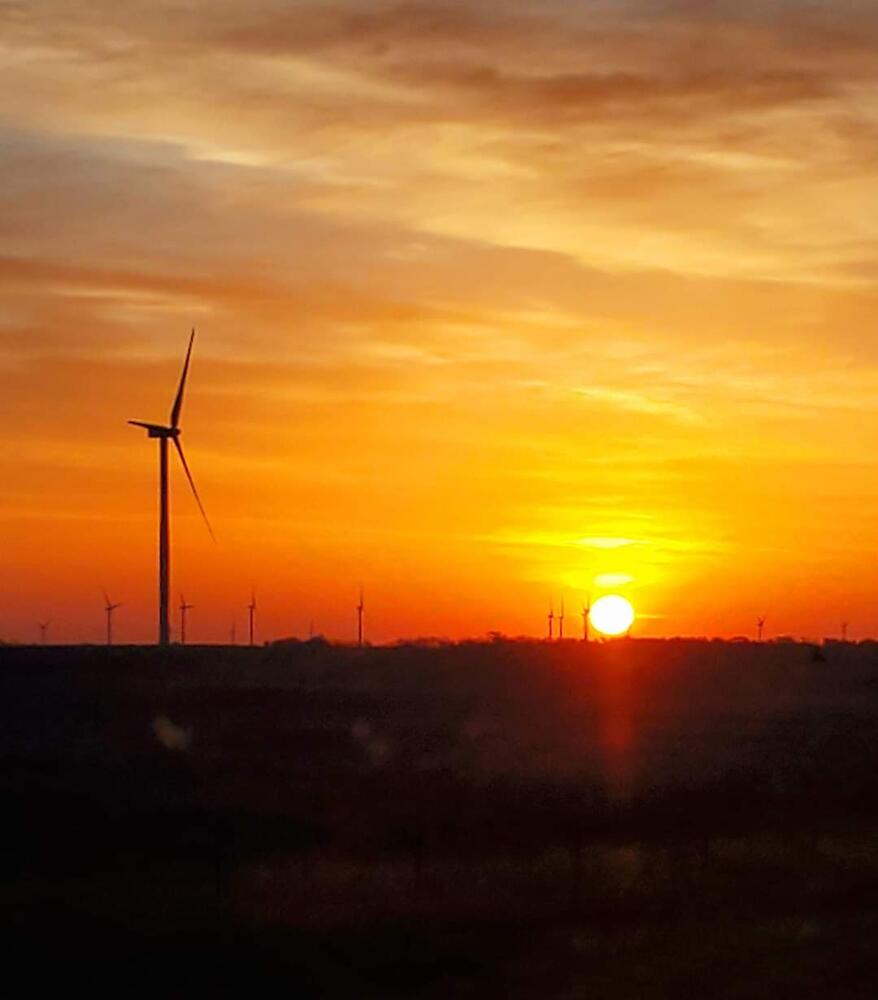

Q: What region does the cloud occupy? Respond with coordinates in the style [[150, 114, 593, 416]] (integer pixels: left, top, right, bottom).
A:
[[573, 385, 703, 424], [3, 1, 878, 286]]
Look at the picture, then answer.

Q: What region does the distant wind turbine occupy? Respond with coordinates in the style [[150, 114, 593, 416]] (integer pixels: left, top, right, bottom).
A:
[[179, 594, 194, 646], [558, 598, 565, 640], [38, 620, 50, 646], [357, 586, 364, 648], [129, 329, 214, 647], [104, 592, 123, 646], [582, 596, 591, 642], [248, 591, 257, 647], [841, 621, 849, 642], [756, 617, 766, 643], [547, 601, 554, 641]]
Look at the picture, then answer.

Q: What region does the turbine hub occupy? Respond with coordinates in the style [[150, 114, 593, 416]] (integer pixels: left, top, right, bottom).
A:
[[128, 421, 179, 439]]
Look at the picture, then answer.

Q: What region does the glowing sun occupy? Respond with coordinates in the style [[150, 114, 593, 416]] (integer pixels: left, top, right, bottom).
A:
[[589, 595, 635, 637]]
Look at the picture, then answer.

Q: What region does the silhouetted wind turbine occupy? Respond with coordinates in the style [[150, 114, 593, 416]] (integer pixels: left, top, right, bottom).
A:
[[38, 620, 50, 645], [248, 590, 256, 647], [357, 586, 364, 648], [547, 601, 554, 641], [179, 594, 194, 646], [756, 617, 766, 642], [841, 621, 849, 642], [129, 330, 214, 647], [104, 592, 122, 646], [582, 596, 591, 642], [558, 598, 565, 640]]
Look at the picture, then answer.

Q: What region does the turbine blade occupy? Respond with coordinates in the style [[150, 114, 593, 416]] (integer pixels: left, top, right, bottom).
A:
[[173, 437, 216, 541], [170, 329, 195, 430]]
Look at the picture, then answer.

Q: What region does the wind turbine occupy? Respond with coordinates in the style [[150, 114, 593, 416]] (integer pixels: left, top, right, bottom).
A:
[[38, 620, 50, 646], [179, 594, 194, 646], [582, 596, 591, 642], [558, 598, 565, 640], [756, 616, 766, 642], [104, 592, 123, 646], [841, 621, 849, 642], [129, 329, 214, 647], [248, 591, 257, 647], [356, 586, 364, 648], [547, 601, 554, 641]]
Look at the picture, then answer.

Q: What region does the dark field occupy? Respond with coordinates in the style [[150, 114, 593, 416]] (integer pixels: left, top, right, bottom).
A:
[[2, 638, 878, 997]]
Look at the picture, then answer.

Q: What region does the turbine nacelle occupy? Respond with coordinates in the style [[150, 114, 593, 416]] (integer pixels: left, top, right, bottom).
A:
[[128, 421, 180, 439]]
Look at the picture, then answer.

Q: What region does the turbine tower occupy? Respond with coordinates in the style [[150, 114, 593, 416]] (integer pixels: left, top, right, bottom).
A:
[[582, 596, 591, 642], [756, 616, 766, 642], [104, 592, 122, 646], [558, 598, 565, 640], [179, 594, 194, 646], [38, 620, 50, 645], [129, 330, 214, 647], [547, 601, 554, 641], [357, 586, 364, 648], [248, 591, 257, 647]]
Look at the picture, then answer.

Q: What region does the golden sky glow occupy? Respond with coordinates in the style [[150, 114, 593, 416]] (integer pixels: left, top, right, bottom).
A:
[[3, 1, 878, 643]]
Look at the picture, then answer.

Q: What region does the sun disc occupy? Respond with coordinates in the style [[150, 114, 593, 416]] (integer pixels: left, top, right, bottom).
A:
[[589, 594, 635, 637]]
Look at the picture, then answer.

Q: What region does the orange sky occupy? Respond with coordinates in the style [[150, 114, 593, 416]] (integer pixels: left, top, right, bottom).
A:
[[3, 1, 878, 644]]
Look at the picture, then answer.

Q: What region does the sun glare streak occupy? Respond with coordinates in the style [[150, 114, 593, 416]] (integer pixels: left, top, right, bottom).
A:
[[578, 537, 639, 549], [594, 573, 635, 588]]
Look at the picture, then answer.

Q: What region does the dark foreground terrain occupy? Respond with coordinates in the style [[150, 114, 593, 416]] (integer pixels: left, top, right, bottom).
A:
[[2, 637, 878, 997]]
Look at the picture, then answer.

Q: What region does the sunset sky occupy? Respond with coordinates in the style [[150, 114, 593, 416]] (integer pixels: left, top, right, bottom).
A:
[[3, 1, 878, 644]]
